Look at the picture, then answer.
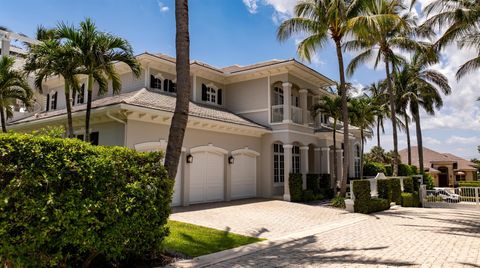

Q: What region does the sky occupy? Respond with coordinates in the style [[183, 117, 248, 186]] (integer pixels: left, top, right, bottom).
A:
[[1, 0, 479, 160]]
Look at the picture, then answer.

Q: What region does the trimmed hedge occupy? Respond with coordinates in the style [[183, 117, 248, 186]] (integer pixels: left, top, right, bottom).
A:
[[390, 178, 402, 204], [459, 181, 480, 187], [377, 179, 392, 202], [368, 198, 391, 212], [289, 173, 303, 202], [424, 173, 435, 190], [398, 164, 414, 176], [403, 177, 414, 193], [306, 174, 320, 193], [401, 192, 420, 207], [0, 133, 172, 267], [319, 174, 334, 198], [352, 180, 390, 214], [363, 162, 387, 176]]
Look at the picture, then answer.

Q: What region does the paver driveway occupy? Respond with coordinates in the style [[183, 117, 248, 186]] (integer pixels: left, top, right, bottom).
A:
[[208, 207, 480, 267], [170, 199, 362, 239]]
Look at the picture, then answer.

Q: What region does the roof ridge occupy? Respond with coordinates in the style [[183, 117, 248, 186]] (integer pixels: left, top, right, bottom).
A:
[[123, 88, 147, 103]]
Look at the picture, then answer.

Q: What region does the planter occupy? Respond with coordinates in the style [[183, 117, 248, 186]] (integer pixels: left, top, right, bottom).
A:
[[345, 199, 354, 213]]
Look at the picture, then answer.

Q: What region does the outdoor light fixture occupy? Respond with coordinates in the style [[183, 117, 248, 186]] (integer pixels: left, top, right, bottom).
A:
[[228, 156, 234, 164], [186, 154, 193, 163]]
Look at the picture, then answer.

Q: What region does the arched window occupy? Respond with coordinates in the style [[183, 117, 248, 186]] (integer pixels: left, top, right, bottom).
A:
[[201, 83, 222, 105], [47, 91, 57, 111], [164, 79, 176, 93], [292, 145, 301, 174], [273, 86, 284, 105], [354, 144, 361, 178], [150, 75, 162, 90], [76, 83, 85, 105], [273, 143, 284, 183]]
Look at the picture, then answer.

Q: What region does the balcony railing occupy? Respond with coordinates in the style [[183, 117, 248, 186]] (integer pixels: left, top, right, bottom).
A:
[[271, 105, 284, 123], [291, 106, 303, 124]]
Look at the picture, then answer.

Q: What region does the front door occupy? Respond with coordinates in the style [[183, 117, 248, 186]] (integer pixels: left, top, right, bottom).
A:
[[438, 166, 449, 187]]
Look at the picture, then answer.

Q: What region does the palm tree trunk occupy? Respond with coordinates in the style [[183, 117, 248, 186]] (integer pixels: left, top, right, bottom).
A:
[[360, 128, 364, 179], [334, 39, 349, 196], [414, 109, 424, 174], [0, 106, 7, 133], [84, 74, 93, 142], [405, 113, 411, 165], [377, 119, 381, 148], [65, 84, 74, 138], [165, 0, 191, 180], [332, 119, 338, 191], [384, 58, 398, 176]]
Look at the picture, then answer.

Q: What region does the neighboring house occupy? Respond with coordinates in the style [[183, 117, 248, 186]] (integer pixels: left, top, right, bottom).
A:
[[399, 146, 478, 187], [8, 52, 363, 206]]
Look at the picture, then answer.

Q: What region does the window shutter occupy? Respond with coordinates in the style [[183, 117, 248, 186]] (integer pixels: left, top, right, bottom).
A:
[[53, 92, 58, 110], [46, 94, 50, 111], [150, 75, 155, 88], [163, 80, 168, 92], [169, 80, 175, 93], [172, 82, 177, 93], [217, 89, 222, 105], [201, 84, 207, 101]]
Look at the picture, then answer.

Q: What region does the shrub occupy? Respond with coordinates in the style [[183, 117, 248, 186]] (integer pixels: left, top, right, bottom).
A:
[[385, 165, 393, 176], [302, 190, 315, 202], [410, 165, 418, 175], [289, 173, 303, 202], [398, 164, 414, 176], [363, 162, 386, 176], [368, 198, 391, 212], [319, 174, 334, 198], [403, 177, 414, 193], [377, 179, 392, 202], [459, 181, 480, 187], [331, 196, 345, 208], [390, 178, 402, 204], [353, 180, 371, 213], [423, 173, 435, 190], [0, 133, 172, 267], [306, 174, 320, 193], [401, 192, 420, 207]]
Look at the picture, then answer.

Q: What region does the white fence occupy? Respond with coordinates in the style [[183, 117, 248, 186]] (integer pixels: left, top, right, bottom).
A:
[[421, 186, 480, 210]]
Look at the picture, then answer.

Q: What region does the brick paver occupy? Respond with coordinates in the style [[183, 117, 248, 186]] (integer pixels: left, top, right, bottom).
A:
[[171, 199, 360, 239], [211, 207, 480, 267]]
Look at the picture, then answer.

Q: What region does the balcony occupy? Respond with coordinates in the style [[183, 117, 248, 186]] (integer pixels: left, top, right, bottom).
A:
[[271, 105, 283, 123], [291, 106, 303, 124]]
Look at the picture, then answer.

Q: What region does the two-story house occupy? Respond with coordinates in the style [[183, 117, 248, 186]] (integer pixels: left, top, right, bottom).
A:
[[8, 52, 364, 206]]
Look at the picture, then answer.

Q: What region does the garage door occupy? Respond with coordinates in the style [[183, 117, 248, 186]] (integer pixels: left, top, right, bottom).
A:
[[231, 148, 259, 199], [134, 141, 182, 206], [189, 145, 227, 204]]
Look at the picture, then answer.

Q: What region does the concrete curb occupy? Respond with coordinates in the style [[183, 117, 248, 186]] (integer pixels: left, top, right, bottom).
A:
[[167, 215, 369, 268]]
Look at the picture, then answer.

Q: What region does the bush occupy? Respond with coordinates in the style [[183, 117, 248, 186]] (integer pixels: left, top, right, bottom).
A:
[[0, 133, 172, 267], [289, 173, 303, 202], [368, 198, 391, 212], [319, 174, 334, 198], [410, 165, 418, 175], [331, 196, 345, 208], [353, 180, 371, 213], [403, 177, 414, 193], [401, 192, 420, 207], [459, 181, 480, 187], [363, 162, 386, 176], [390, 178, 402, 204], [385, 165, 393, 176], [398, 164, 414, 176], [306, 174, 320, 193], [377, 179, 392, 202], [423, 173, 435, 190], [302, 190, 315, 202]]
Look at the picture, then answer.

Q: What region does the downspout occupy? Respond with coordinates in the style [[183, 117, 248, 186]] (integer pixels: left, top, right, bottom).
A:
[[106, 110, 127, 146]]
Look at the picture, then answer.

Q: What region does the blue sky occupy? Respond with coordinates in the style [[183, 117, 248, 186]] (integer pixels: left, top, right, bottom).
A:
[[2, 0, 479, 160]]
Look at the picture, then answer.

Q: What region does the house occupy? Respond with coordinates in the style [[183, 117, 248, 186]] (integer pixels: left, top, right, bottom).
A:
[[8, 52, 364, 206], [399, 146, 478, 187]]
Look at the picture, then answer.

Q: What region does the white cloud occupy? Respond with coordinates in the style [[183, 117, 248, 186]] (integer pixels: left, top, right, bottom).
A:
[[424, 136, 441, 145], [242, 0, 298, 23], [157, 1, 169, 12], [243, 0, 259, 14], [446, 136, 480, 145]]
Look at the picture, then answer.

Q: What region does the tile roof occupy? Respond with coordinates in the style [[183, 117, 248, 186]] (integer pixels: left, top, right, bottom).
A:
[[9, 89, 269, 130], [399, 146, 477, 171]]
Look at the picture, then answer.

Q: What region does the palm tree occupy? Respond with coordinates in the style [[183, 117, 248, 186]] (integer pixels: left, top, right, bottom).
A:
[[397, 52, 451, 174], [311, 95, 342, 191], [56, 19, 140, 142], [366, 82, 388, 148], [164, 0, 191, 180], [349, 96, 377, 179], [277, 0, 365, 195], [24, 27, 81, 138], [346, 0, 422, 176], [0, 56, 32, 132], [421, 0, 480, 79]]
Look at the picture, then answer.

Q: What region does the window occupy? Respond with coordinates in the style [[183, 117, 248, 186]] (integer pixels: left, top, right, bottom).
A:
[[292, 145, 301, 174], [76, 84, 85, 105], [164, 79, 176, 93], [50, 92, 57, 110], [291, 94, 300, 107], [273, 86, 284, 105], [150, 75, 162, 90], [354, 144, 361, 178], [207, 87, 216, 103], [273, 143, 284, 183], [76, 132, 99, 145], [201, 83, 222, 105]]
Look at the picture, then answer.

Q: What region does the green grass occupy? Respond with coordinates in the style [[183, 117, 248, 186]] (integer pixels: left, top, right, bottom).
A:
[[163, 220, 264, 258]]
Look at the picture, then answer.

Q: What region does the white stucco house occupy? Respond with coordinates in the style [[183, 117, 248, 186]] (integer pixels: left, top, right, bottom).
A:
[[8, 52, 364, 206]]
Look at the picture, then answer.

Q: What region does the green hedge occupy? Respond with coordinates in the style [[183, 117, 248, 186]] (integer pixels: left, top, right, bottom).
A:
[[401, 192, 420, 207], [306, 174, 320, 193], [390, 178, 402, 204], [319, 174, 334, 198], [289, 173, 303, 202], [403, 177, 414, 193], [352, 180, 390, 214], [424, 173, 435, 190], [377, 179, 392, 202], [363, 162, 386, 176], [0, 133, 172, 267], [368, 198, 391, 212], [398, 164, 414, 176], [459, 181, 480, 187]]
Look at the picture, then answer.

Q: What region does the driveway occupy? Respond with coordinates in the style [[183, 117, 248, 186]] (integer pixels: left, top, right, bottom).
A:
[[205, 207, 480, 267], [170, 198, 362, 239]]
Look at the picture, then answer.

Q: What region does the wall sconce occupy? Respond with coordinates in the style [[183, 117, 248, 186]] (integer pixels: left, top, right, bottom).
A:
[[186, 154, 193, 163], [228, 156, 234, 164]]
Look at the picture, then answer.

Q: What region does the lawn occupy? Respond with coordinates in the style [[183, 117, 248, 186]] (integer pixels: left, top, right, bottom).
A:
[[163, 220, 264, 258]]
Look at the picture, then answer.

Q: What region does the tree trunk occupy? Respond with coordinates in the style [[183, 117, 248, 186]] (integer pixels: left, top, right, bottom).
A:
[[65, 84, 74, 138], [0, 106, 7, 133], [332, 119, 338, 191], [405, 113, 411, 165], [84, 74, 93, 142], [414, 107, 424, 174], [384, 58, 398, 176], [376, 119, 381, 147], [165, 0, 191, 180], [360, 128, 364, 179], [335, 39, 349, 197]]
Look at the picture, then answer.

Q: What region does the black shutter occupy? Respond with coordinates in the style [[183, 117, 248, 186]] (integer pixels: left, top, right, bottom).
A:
[[150, 75, 155, 88], [53, 92, 58, 110], [217, 89, 222, 105], [46, 94, 50, 111], [201, 84, 207, 101], [164, 80, 168, 92], [90, 132, 99, 146], [172, 81, 177, 93]]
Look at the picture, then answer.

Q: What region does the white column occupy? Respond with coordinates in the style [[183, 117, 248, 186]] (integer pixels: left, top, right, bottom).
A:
[[192, 73, 197, 101], [144, 64, 150, 88], [299, 89, 308, 126], [314, 148, 321, 173], [321, 147, 330, 174], [300, 146, 309, 190], [1, 37, 10, 57], [336, 149, 344, 188], [282, 82, 292, 123], [283, 144, 293, 201]]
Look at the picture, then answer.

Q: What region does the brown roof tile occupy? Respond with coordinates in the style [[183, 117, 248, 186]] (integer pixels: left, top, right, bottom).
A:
[[399, 146, 477, 171]]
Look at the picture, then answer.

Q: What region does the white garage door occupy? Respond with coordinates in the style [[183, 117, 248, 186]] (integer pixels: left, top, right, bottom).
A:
[[231, 149, 259, 199], [134, 141, 182, 206], [189, 146, 226, 204]]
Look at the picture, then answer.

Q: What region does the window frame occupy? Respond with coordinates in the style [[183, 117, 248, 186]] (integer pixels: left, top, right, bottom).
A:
[[273, 143, 285, 185]]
